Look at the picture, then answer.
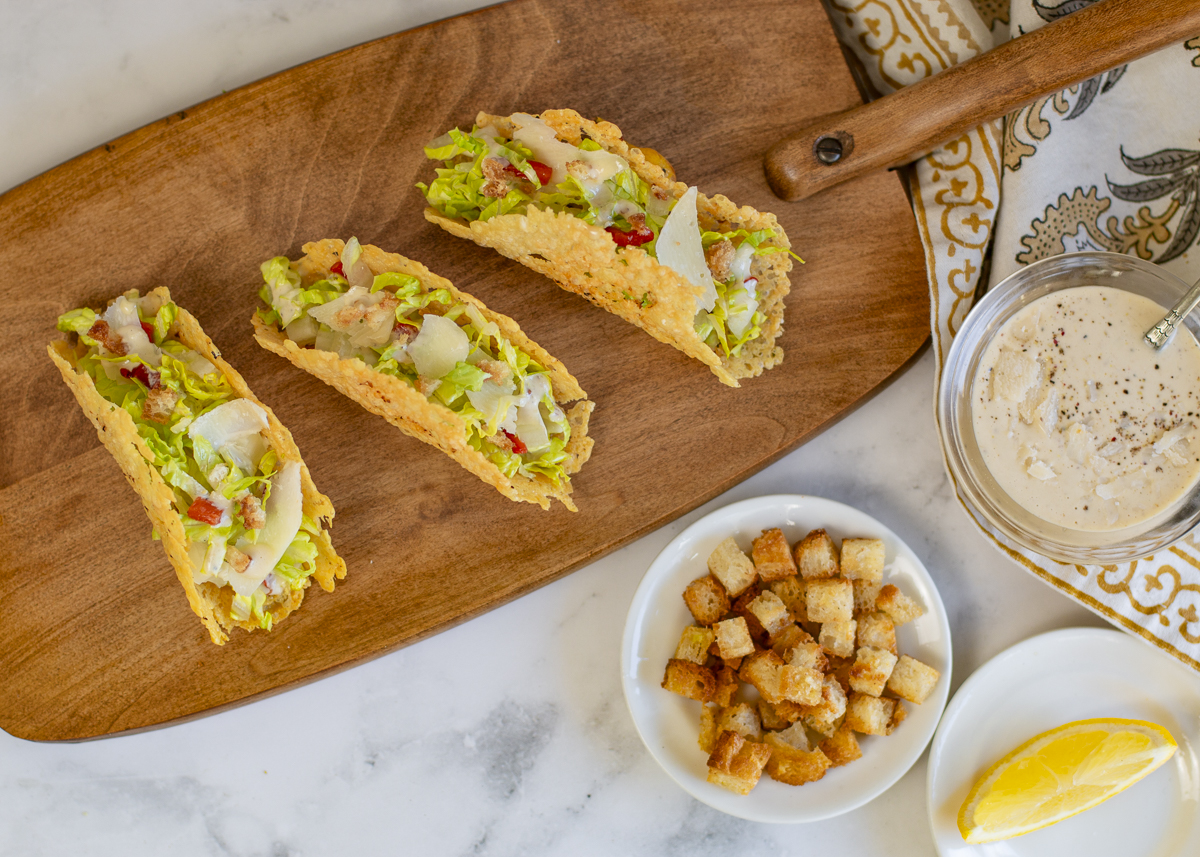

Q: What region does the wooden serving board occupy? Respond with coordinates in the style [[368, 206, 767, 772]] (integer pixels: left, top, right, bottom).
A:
[[0, 0, 927, 741]]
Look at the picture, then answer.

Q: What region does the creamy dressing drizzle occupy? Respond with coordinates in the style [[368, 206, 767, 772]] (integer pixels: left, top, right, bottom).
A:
[[972, 286, 1200, 531]]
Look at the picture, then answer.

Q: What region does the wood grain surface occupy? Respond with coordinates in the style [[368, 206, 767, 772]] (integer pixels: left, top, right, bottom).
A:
[[766, 0, 1200, 200], [0, 0, 927, 741]]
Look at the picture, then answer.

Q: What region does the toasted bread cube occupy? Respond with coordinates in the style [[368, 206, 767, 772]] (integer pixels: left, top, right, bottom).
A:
[[712, 665, 739, 707], [763, 734, 831, 785], [770, 720, 812, 751], [780, 665, 824, 706], [845, 692, 895, 735], [803, 676, 848, 737], [769, 575, 808, 622], [853, 579, 884, 616], [661, 658, 716, 702], [739, 649, 785, 704], [819, 722, 863, 767], [886, 655, 941, 704], [887, 700, 908, 735], [840, 538, 885, 581], [819, 619, 857, 659], [708, 537, 758, 597], [828, 657, 853, 695], [674, 625, 716, 664], [713, 617, 755, 659], [876, 583, 924, 626], [806, 578, 854, 623], [731, 587, 769, 641], [699, 704, 720, 753], [708, 732, 772, 794], [794, 529, 840, 579], [717, 702, 763, 741], [856, 611, 897, 654], [752, 528, 798, 582], [747, 590, 792, 638], [768, 623, 811, 659], [772, 699, 807, 724], [683, 575, 731, 625], [788, 640, 828, 672], [848, 646, 898, 697], [758, 699, 791, 731], [707, 729, 745, 773]]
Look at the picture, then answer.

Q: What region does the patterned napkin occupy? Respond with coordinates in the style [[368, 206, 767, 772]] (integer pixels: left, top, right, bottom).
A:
[[827, 0, 1200, 672]]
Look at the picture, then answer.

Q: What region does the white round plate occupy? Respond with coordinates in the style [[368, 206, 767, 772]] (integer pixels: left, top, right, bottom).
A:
[[927, 627, 1200, 856], [620, 494, 952, 823]]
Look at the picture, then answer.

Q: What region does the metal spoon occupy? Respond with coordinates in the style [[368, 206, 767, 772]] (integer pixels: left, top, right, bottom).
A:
[[1144, 275, 1200, 350]]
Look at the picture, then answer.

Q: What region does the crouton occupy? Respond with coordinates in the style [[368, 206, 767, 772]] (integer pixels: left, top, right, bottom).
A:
[[803, 676, 847, 737], [708, 537, 758, 597], [819, 722, 863, 767], [769, 623, 812, 659], [794, 529, 840, 579], [661, 658, 715, 702], [886, 655, 941, 704], [707, 731, 773, 794], [758, 699, 791, 731], [769, 575, 808, 622], [852, 579, 884, 616], [674, 626, 716, 664], [772, 700, 807, 724], [780, 664, 824, 706], [788, 640, 828, 672], [876, 584, 924, 626], [845, 692, 895, 735], [840, 538, 885, 581], [856, 611, 897, 654], [739, 649, 785, 703], [763, 734, 831, 785], [717, 702, 763, 740], [819, 619, 857, 659], [751, 528, 798, 582], [712, 665, 739, 707], [848, 646, 899, 697], [746, 590, 792, 638], [770, 720, 812, 751], [683, 575, 730, 625], [731, 587, 769, 641], [805, 578, 854, 623], [699, 705, 720, 753], [887, 701, 908, 735], [707, 729, 745, 773], [713, 617, 755, 659]]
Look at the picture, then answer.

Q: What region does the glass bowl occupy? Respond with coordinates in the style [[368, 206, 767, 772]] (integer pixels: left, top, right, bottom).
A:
[[938, 251, 1200, 564]]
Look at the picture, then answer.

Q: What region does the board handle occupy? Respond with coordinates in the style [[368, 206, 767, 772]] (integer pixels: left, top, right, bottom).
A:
[[765, 0, 1200, 201]]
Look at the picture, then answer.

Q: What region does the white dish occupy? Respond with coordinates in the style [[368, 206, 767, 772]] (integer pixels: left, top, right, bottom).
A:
[[620, 494, 952, 823], [927, 627, 1200, 856]]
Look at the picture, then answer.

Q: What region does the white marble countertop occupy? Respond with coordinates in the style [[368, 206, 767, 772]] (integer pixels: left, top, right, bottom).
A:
[[0, 2, 1108, 854]]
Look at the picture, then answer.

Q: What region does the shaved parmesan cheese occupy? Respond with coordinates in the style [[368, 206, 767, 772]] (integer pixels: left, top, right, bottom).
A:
[[188, 399, 271, 474], [232, 461, 303, 597], [408, 314, 470, 379], [657, 186, 716, 312]]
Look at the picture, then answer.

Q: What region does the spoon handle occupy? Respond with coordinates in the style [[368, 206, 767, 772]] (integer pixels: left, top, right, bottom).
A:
[[1145, 277, 1200, 350]]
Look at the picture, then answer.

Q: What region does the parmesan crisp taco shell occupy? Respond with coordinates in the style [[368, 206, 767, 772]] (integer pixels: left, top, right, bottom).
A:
[[48, 287, 345, 645], [423, 108, 793, 388], [251, 239, 595, 511]]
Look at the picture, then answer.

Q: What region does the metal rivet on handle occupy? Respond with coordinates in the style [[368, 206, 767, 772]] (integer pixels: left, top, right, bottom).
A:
[[814, 135, 844, 164]]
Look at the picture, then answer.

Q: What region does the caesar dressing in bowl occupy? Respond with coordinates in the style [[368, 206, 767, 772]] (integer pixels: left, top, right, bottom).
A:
[[939, 252, 1200, 563]]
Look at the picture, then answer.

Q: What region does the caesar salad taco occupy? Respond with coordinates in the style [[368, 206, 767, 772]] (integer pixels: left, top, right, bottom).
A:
[[417, 109, 798, 388], [252, 238, 594, 511], [50, 287, 345, 645]]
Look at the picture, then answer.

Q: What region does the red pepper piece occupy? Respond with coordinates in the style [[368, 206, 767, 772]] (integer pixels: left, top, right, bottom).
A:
[[503, 160, 553, 186], [606, 225, 655, 247], [187, 497, 223, 525], [330, 261, 344, 276], [120, 363, 161, 389], [140, 320, 156, 340], [501, 429, 528, 455]]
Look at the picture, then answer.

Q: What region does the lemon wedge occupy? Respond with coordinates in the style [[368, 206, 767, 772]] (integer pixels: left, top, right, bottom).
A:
[[958, 718, 1177, 843]]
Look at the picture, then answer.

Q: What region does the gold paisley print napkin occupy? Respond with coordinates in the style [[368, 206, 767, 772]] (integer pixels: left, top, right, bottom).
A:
[[979, 1, 1200, 672]]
